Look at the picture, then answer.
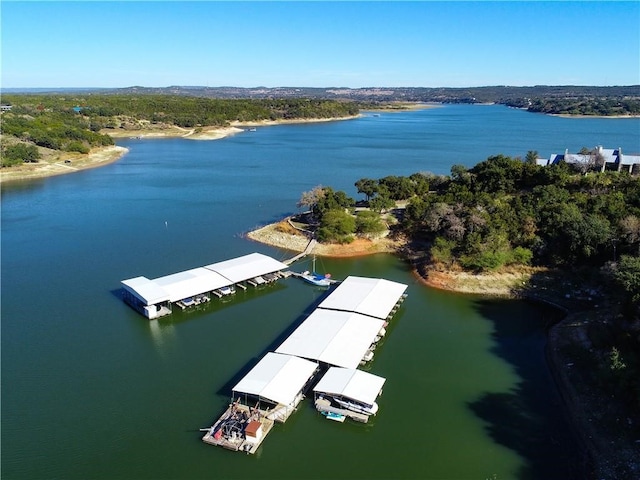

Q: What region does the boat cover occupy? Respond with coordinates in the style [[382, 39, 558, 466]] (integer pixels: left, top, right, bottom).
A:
[[205, 252, 288, 283], [275, 309, 385, 369], [232, 352, 318, 406], [318, 276, 407, 319], [313, 367, 386, 406], [121, 276, 170, 305], [154, 267, 231, 302], [121, 252, 288, 306]]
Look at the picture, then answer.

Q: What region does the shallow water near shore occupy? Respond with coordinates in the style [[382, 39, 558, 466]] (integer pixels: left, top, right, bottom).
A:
[[3, 105, 637, 479]]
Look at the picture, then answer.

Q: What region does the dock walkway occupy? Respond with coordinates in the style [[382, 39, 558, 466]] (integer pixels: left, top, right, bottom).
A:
[[283, 239, 317, 265]]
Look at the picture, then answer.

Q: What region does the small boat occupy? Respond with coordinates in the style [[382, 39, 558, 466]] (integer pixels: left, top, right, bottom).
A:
[[321, 411, 346, 422], [299, 257, 333, 287], [334, 398, 379, 416], [218, 285, 236, 296], [248, 128, 257, 132], [362, 350, 374, 362]]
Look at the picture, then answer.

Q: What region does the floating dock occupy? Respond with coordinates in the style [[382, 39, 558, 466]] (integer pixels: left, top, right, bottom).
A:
[[202, 352, 318, 454], [121, 253, 289, 319], [202, 402, 275, 454], [202, 275, 408, 454]]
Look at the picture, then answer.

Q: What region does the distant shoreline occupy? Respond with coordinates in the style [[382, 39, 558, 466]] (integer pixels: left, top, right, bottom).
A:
[[550, 113, 640, 119], [0, 115, 360, 184]]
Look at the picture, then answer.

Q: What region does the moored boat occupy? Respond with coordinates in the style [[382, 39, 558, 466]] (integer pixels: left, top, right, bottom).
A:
[[334, 397, 379, 416], [299, 257, 334, 287], [321, 411, 346, 422]]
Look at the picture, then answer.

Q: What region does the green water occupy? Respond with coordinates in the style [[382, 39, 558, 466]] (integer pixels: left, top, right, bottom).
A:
[[4, 105, 629, 478]]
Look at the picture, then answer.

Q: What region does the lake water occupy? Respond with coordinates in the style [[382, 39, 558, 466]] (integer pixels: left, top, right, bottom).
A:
[[2, 105, 638, 479]]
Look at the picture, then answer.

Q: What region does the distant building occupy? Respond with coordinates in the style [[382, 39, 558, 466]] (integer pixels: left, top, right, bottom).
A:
[[537, 146, 640, 174], [0, 105, 12, 112]]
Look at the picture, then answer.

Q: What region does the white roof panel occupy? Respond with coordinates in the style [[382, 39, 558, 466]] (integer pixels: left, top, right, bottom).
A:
[[319, 276, 407, 319], [232, 352, 317, 406], [154, 267, 231, 302], [313, 367, 386, 406], [275, 309, 385, 369], [121, 276, 170, 305], [206, 252, 288, 283]]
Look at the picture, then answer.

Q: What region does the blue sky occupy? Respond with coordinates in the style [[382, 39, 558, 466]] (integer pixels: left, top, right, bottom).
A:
[[2, 1, 639, 88]]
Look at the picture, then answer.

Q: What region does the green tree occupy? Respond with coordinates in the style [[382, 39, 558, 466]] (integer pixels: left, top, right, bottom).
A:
[[430, 236, 456, 267], [1, 143, 41, 166], [525, 150, 539, 164], [613, 255, 640, 305], [355, 210, 386, 236], [317, 209, 356, 243], [368, 194, 395, 213], [378, 175, 415, 200], [354, 178, 378, 201], [313, 187, 354, 218]]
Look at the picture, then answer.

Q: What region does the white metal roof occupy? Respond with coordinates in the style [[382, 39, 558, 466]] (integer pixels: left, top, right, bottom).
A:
[[121, 276, 170, 305], [153, 267, 231, 302], [121, 253, 288, 306], [313, 367, 386, 407], [232, 352, 318, 406], [275, 309, 385, 369], [205, 252, 288, 283], [318, 276, 408, 319]]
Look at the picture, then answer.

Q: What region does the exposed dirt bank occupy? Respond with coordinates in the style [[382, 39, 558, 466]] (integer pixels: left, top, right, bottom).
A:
[[0, 145, 129, 184], [245, 220, 402, 258]]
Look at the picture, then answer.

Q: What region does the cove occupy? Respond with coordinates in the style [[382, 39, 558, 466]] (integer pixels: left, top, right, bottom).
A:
[[3, 105, 637, 478]]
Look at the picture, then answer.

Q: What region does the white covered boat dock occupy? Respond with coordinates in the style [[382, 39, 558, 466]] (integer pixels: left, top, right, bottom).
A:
[[203, 353, 318, 453], [275, 309, 386, 369], [202, 274, 408, 453], [121, 253, 289, 319], [318, 275, 409, 320], [313, 367, 386, 423], [232, 352, 319, 423]]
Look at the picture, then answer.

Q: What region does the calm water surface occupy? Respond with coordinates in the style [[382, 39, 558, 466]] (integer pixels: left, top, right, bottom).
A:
[[3, 105, 638, 479]]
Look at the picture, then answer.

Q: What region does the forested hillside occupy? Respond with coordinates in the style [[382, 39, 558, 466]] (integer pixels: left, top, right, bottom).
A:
[[0, 95, 360, 166]]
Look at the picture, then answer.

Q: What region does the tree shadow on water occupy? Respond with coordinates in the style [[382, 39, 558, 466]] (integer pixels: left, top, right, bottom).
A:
[[468, 298, 590, 480]]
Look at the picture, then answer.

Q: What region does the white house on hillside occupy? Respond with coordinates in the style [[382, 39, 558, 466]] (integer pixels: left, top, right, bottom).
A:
[[537, 146, 640, 174]]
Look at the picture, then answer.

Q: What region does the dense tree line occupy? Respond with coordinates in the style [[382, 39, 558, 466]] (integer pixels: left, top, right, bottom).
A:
[[400, 158, 640, 274], [506, 97, 640, 116], [1, 94, 359, 129], [45, 84, 638, 107], [0, 94, 360, 166]]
